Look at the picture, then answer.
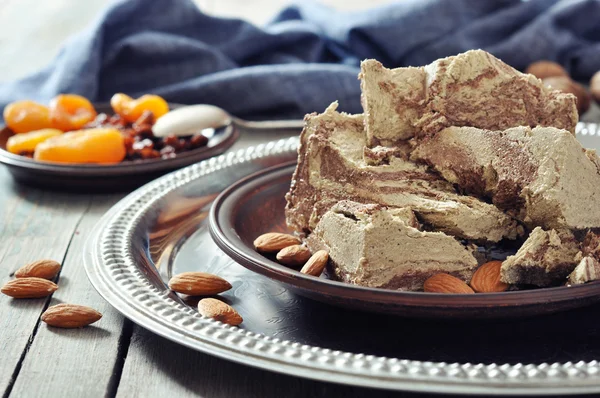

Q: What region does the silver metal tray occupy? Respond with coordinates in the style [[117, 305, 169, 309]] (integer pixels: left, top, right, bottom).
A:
[[84, 125, 600, 396]]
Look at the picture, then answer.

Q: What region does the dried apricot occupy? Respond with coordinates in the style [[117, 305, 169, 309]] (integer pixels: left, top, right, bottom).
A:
[[34, 128, 126, 164], [49, 94, 97, 131], [110, 93, 169, 123], [7, 128, 63, 155], [3, 101, 53, 133]]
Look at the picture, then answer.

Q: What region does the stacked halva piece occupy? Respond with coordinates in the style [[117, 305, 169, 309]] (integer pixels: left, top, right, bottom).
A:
[[285, 49, 600, 291]]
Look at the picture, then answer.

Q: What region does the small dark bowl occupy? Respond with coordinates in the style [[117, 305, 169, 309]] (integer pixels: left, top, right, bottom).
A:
[[0, 103, 238, 192], [210, 162, 600, 319]]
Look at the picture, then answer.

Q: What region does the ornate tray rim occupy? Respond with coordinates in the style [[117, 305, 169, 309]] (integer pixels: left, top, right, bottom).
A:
[[84, 129, 600, 396]]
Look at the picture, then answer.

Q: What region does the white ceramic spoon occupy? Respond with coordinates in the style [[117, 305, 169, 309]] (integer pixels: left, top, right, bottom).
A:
[[152, 104, 304, 137]]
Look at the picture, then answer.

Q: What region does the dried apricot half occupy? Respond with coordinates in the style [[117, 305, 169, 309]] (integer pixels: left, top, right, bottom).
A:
[[49, 94, 97, 131], [34, 128, 126, 164], [110, 93, 169, 123], [4, 100, 53, 133], [7, 128, 63, 155]]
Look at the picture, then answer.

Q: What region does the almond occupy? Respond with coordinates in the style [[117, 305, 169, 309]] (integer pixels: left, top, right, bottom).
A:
[[41, 303, 102, 328], [168, 272, 232, 296], [253, 232, 300, 253], [423, 273, 474, 294], [591, 70, 600, 104], [1, 277, 58, 298], [276, 245, 312, 267], [470, 260, 508, 293], [300, 250, 329, 277], [525, 61, 568, 80], [198, 298, 243, 326], [15, 259, 61, 280]]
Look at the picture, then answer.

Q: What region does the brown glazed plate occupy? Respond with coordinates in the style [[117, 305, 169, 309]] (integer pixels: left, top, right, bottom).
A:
[[0, 103, 238, 192], [210, 158, 600, 320], [84, 135, 600, 395]]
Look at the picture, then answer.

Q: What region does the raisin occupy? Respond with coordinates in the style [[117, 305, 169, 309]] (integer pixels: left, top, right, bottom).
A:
[[190, 134, 209, 148], [163, 134, 178, 147]]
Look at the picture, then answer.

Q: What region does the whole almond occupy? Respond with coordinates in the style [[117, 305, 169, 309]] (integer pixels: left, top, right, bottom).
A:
[[276, 245, 312, 267], [253, 232, 300, 253], [423, 273, 474, 294], [198, 298, 243, 326], [300, 250, 329, 277], [15, 259, 61, 280], [570, 80, 591, 115], [41, 303, 102, 328], [470, 261, 509, 293], [525, 60, 568, 80], [1, 277, 58, 298], [591, 70, 600, 104], [168, 272, 232, 296]]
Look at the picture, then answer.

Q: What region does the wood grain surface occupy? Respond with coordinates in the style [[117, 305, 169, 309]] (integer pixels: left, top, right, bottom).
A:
[[0, 172, 90, 394], [7, 195, 129, 398]]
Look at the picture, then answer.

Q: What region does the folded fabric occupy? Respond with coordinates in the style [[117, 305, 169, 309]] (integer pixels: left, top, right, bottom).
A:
[[1, 0, 600, 121]]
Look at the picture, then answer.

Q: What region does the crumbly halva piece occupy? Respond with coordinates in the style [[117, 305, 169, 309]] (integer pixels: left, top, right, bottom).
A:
[[412, 125, 600, 230], [306, 201, 478, 291], [579, 230, 600, 259], [568, 231, 600, 285], [500, 227, 580, 287], [568, 257, 600, 285], [284, 102, 521, 242], [360, 49, 577, 146]]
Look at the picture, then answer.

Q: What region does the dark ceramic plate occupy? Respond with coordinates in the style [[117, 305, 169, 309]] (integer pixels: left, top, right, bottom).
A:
[[0, 103, 238, 192], [210, 162, 600, 319]]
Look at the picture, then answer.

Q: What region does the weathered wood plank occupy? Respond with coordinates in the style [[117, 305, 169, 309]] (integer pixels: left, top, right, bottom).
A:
[[117, 325, 425, 398], [0, 168, 91, 395], [7, 194, 128, 398]]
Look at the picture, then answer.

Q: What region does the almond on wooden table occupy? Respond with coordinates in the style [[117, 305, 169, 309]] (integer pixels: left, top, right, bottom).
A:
[[300, 250, 329, 277], [470, 261, 509, 293], [168, 272, 232, 296], [253, 232, 300, 253], [423, 273, 475, 294], [276, 245, 312, 267], [198, 298, 243, 326], [1, 277, 58, 298], [15, 259, 61, 280], [41, 303, 102, 328]]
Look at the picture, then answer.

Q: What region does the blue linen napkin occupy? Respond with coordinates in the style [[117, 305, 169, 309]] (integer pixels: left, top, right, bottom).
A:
[[1, 0, 600, 120]]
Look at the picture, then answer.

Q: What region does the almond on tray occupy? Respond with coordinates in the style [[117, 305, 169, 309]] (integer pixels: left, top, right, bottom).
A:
[[168, 272, 232, 296]]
